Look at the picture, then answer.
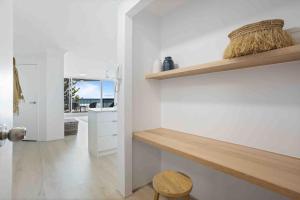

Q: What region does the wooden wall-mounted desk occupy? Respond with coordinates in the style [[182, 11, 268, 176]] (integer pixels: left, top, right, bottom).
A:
[[133, 128, 300, 199]]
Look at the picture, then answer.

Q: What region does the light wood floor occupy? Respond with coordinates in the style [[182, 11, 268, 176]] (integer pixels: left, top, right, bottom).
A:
[[12, 117, 158, 200]]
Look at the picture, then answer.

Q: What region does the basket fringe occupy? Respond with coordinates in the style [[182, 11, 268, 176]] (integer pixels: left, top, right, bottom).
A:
[[224, 28, 294, 59]]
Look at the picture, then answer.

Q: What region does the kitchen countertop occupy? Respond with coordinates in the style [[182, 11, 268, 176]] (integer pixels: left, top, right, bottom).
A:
[[88, 107, 117, 112]]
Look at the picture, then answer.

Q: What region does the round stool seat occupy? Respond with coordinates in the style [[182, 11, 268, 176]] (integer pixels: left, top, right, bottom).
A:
[[153, 170, 193, 198]]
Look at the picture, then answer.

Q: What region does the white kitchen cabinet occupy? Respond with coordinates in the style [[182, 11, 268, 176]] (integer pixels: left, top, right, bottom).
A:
[[88, 108, 118, 157]]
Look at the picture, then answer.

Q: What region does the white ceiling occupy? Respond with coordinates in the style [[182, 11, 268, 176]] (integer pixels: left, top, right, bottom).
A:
[[13, 0, 119, 78]]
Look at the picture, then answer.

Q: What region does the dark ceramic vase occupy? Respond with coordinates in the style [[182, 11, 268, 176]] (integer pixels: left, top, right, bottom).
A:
[[162, 57, 174, 71]]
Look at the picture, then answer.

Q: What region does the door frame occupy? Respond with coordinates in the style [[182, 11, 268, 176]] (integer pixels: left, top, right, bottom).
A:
[[15, 56, 46, 140], [117, 0, 155, 196]]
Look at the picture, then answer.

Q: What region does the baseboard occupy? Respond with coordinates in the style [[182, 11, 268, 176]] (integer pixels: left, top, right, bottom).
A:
[[97, 148, 117, 157]]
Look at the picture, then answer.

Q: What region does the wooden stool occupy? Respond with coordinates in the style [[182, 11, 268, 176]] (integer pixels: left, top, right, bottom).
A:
[[153, 170, 193, 200]]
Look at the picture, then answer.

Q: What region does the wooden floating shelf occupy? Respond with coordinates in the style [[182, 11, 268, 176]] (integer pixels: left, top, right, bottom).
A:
[[133, 128, 300, 199], [145, 45, 300, 80]]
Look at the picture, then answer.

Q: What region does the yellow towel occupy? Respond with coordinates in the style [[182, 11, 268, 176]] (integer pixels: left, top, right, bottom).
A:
[[13, 57, 24, 114]]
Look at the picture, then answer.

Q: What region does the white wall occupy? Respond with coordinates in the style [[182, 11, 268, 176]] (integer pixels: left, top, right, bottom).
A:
[[161, 62, 300, 158], [117, 0, 156, 195], [132, 140, 161, 189], [0, 0, 13, 198], [159, 0, 300, 66], [64, 51, 117, 80], [158, 1, 300, 199], [13, 0, 120, 141], [161, 151, 288, 200], [13, 0, 119, 61], [132, 10, 162, 189], [14, 0, 119, 80], [160, 0, 300, 158], [14, 55, 47, 141], [14, 50, 65, 142], [45, 49, 65, 141], [130, 0, 300, 199], [117, 1, 136, 195], [132, 10, 161, 132]]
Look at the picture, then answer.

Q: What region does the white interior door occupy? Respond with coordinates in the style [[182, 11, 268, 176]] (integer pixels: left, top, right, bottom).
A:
[[0, 64, 13, 199], [14, 65, 38, 141], [0, 0, 13, 198]]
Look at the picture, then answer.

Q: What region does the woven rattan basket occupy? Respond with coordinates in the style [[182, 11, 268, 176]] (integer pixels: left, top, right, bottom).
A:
[[224, 19, 294, 59], [64, 118, 79, 136]]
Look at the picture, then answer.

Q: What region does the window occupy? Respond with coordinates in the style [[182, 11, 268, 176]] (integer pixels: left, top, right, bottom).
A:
[[102, 80, 115, 108], [64, 78, 115, 113]]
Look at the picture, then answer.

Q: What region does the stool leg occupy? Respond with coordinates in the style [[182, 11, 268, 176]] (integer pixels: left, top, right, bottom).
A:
[[183, 195, 190, 200], [154, 191, 160, 200]]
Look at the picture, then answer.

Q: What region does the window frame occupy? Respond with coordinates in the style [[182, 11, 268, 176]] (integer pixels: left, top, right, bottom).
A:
[[64, 77, 116, 113]]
